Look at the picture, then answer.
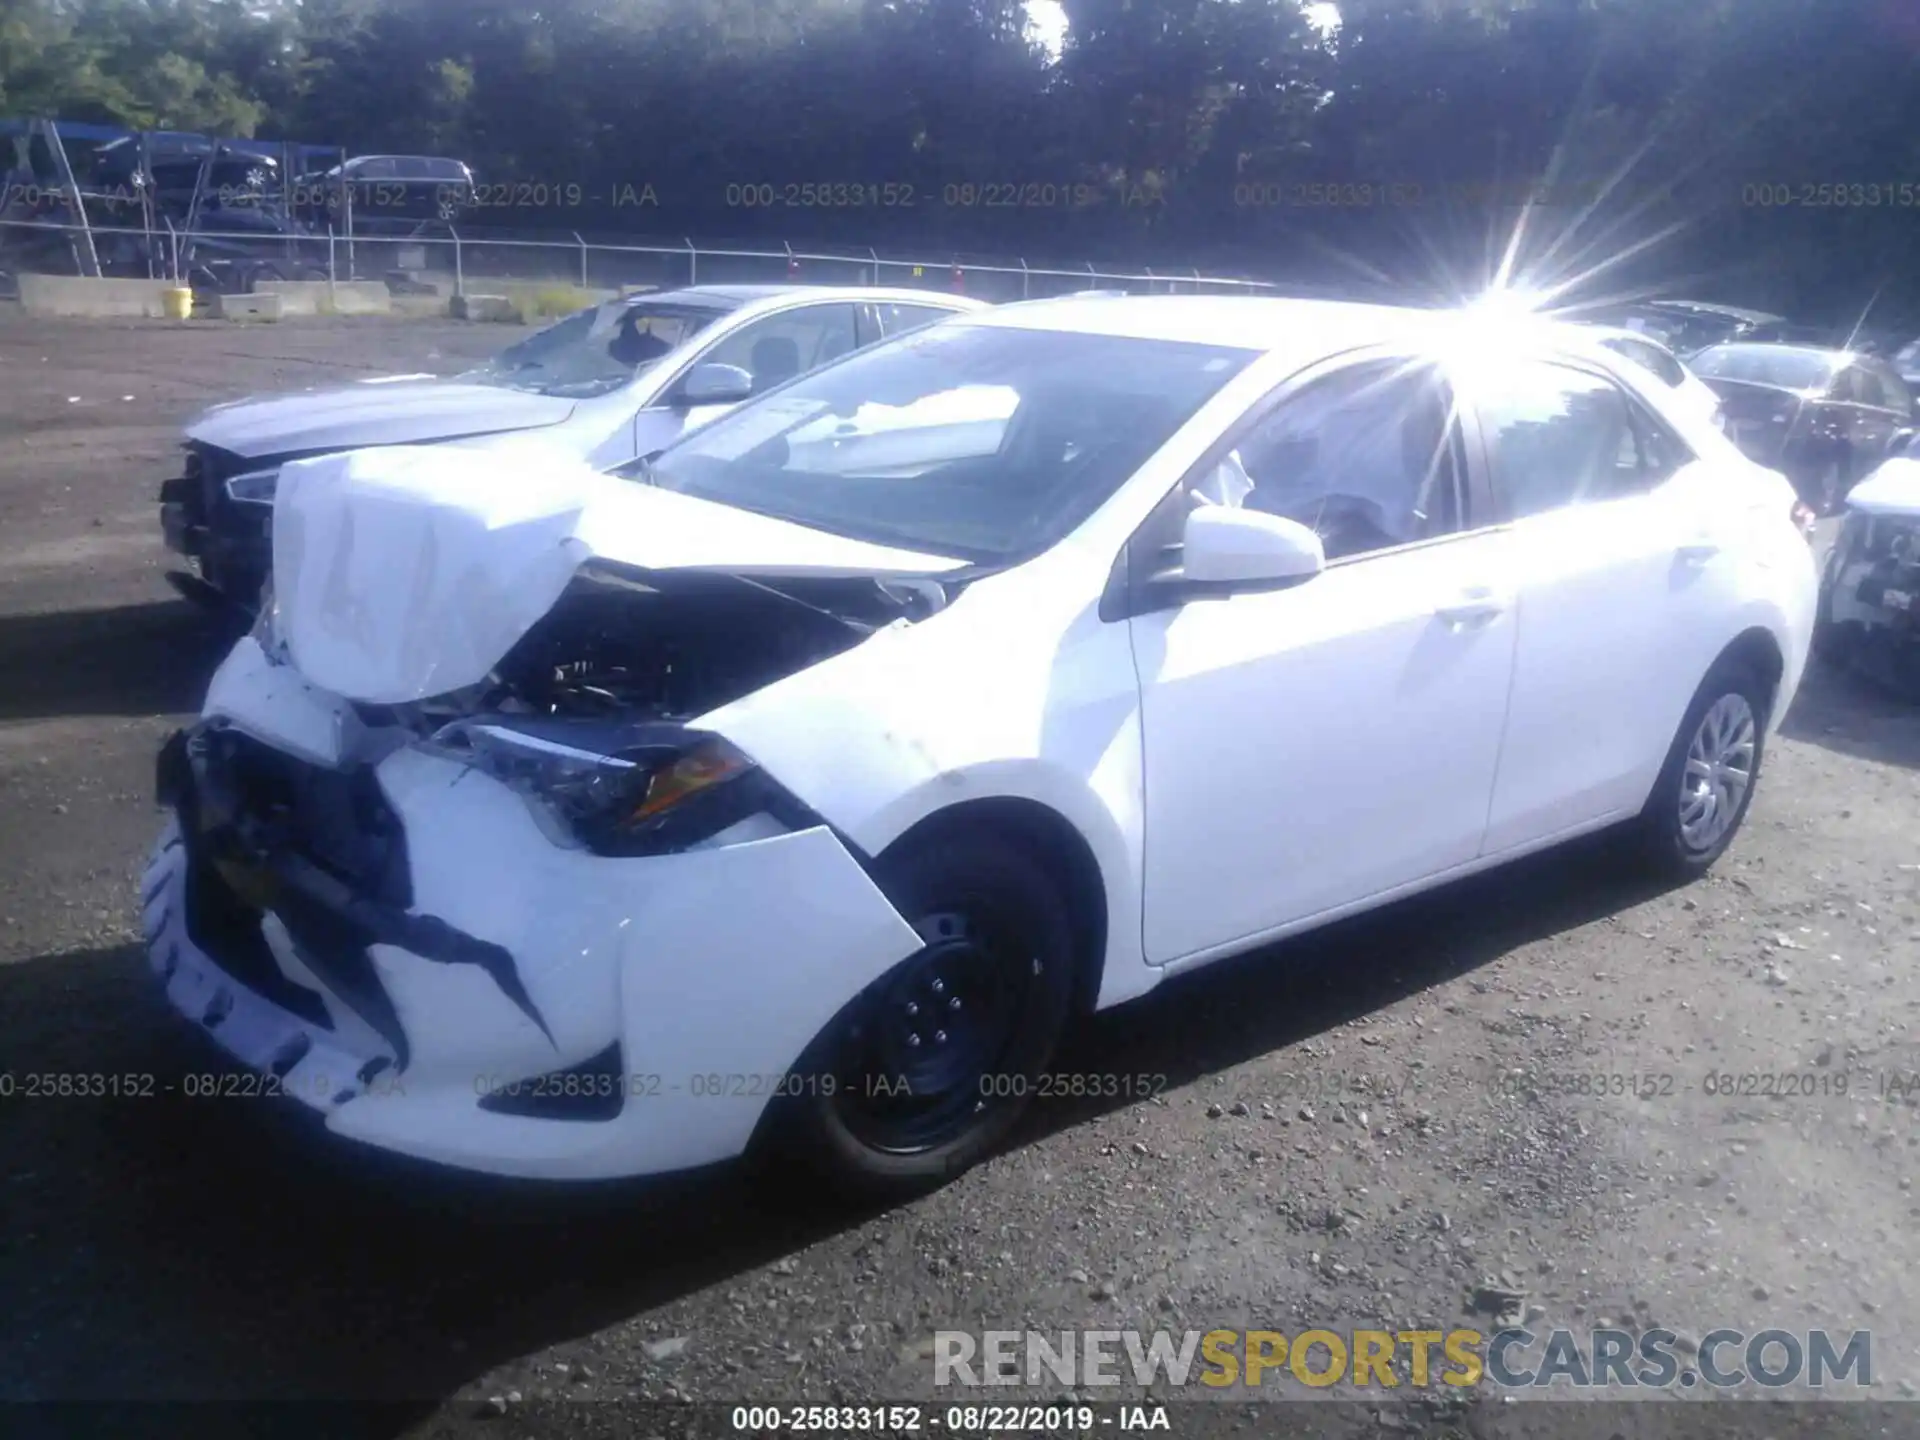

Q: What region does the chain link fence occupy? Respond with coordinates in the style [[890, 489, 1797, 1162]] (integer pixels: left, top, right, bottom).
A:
[[0, 215, 1280, 304]]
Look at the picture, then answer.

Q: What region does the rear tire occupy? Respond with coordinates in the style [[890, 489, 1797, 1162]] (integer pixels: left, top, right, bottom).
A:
[[1629, 659, 1770, 879], [756, 832, 1077, 1202]]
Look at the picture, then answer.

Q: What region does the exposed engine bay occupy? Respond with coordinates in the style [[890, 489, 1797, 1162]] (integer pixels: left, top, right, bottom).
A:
[[1818, 509, 1920, 698], [359, 562, 957, 733]]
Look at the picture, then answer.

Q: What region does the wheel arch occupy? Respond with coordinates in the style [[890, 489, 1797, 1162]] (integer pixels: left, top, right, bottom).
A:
[[1714, 625, 1787, 723], [876, 796, 1113, 1017]]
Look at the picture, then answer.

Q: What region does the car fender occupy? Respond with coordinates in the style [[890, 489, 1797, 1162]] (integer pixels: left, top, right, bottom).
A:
[[700, 555, 1159, 1010]]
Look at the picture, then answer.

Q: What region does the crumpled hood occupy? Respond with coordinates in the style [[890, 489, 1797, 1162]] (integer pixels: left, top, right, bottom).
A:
[[186, 380, 578, 460], [272, 445, 967, 705]]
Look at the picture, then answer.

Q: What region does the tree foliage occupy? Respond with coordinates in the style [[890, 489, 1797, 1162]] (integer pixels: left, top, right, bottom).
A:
[[5, 0, 1920, 318]]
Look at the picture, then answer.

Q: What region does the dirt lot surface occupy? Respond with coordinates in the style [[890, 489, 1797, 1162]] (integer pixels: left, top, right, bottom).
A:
[[2, 308, 1918, 1440]]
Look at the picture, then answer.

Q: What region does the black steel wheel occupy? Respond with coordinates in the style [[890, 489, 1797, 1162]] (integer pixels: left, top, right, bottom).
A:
[[759, 832, 1077, 1200]]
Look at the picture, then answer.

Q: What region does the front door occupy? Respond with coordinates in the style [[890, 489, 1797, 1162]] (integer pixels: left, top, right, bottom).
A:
[[1133, 358, 1519, 965]]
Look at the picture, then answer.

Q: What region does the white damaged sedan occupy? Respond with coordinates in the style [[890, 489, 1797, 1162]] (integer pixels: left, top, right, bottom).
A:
[[144, 297, 1818, 1195]]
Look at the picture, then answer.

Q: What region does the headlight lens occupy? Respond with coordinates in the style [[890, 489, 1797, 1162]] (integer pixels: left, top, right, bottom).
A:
[[423, 721, 762, 854], [225, 467, 281, 505]]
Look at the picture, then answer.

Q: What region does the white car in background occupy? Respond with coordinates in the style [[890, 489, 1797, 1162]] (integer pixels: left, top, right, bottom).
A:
[[160, 284, 984, 606], [143, 296, 1817, 1198]]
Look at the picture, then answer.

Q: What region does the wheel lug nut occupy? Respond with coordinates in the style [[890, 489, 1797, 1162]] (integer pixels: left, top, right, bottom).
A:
[[931, 979, 945, 995], [905, 1002, 919, 1017], [907, 1033, 921, 1047], [949, 997, 961, 1011], [935, 1030, 948, 1044]]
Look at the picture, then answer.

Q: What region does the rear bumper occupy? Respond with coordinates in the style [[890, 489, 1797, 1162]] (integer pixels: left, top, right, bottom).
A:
[[140, 639, 926, 1181]]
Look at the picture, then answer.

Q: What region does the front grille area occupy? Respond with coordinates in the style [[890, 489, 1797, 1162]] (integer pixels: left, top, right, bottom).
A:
[[168, 726, 418, 1058], [179, 838, 334, 1030], [209, 730, 412, 909]]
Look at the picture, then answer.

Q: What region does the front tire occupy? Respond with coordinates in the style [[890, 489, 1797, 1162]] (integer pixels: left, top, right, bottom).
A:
[[1629, 659, 1770, 879], [759, 833, 1077, 1201]]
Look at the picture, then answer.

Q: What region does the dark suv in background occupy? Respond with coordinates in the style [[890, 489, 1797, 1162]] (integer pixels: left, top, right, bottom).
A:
[[1691, 343, 1916, 512]]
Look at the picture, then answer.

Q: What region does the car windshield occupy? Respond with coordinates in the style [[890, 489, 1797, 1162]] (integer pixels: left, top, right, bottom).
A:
[[645, 322, 1258, 564], [457, 300, 732, 399], [1690, 345, 1837, 391]]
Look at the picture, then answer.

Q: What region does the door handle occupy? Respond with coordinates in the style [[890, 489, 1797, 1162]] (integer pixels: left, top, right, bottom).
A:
[[1434, 589, 1507, 627]]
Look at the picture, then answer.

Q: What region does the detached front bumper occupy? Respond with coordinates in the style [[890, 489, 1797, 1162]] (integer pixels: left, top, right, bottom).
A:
[[142, 640, 924, 1181]]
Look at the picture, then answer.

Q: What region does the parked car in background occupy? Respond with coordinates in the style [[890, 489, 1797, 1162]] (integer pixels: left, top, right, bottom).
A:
[[143, 295, 1815, 1197], [158, 284, 985, 609], [1689, 343, 1915, 513], [1595, 301, 1795, 358], [290, 154, 477, 226], [1580, 325, 1727, 434], [1812, 457, 1920, 698]]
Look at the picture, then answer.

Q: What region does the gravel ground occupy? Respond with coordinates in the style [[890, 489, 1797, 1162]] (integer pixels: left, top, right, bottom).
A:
[[1, 309, 1917, 1440]]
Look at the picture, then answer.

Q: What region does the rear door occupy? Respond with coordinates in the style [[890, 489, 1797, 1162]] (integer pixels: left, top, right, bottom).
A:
[[1467, 356, 1744, 853]]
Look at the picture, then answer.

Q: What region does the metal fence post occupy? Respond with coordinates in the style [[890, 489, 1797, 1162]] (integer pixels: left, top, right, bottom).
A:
[[327, 224, 336, 284], [1020, 258, 1029, 299], [869, 246, 881, 286], [574, 231, 588, 288], [686, 237, 697, 286], [451, 226, 463, 297]]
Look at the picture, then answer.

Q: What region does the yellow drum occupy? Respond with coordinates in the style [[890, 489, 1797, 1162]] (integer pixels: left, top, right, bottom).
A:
[[161, 286, 193, 320]]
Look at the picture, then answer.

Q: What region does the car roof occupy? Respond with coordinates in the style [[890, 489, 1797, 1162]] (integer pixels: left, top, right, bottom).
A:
[[1574, 323, 1679, 352], [973, 294, 1434, 348], [1646, 300, 1787, 325], [670, 284, 984, 308], [968, 294, 1653, 373], [1698, 341, 1853, 364]]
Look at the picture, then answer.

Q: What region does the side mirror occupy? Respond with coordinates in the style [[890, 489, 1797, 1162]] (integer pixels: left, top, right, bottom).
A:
[[679, 362, 754, 407], [1179, 504, 1325, 590]]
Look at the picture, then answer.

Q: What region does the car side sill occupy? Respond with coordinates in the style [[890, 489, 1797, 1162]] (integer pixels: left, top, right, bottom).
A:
[[1152, 808, 1634, 979]]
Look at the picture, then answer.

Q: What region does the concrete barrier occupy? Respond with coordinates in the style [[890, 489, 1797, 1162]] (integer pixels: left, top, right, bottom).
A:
[[16, 274, 180, 318], [214, 291, 284, 321], [451, 293, 520, 322], [255, 280, 393, 316], [455, 279, 620, 314]]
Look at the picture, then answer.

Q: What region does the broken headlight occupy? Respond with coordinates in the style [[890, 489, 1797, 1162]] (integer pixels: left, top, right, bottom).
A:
[[423, 719, 778, 856], [225, 466, 282, 506]]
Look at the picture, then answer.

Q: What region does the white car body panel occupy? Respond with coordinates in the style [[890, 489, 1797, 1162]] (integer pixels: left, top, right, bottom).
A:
[[1132, 528, 1519, 960], [1477, 466, 1750, 850], [143, 294, 1820, 1180], [1847, 455, 1920, 515]]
